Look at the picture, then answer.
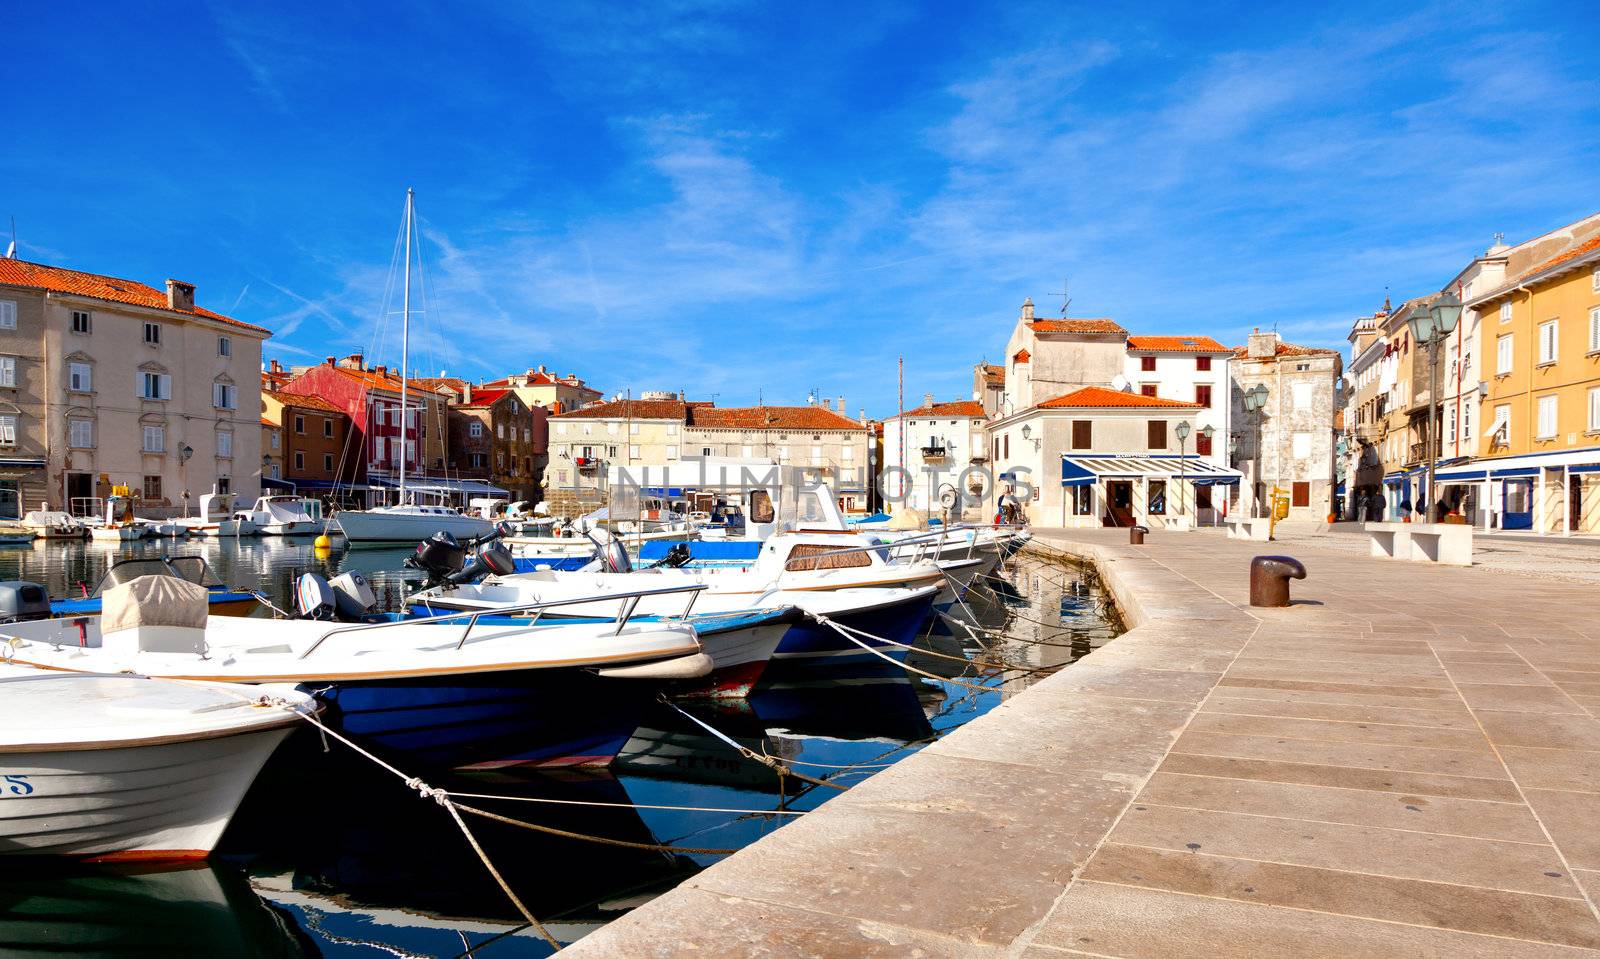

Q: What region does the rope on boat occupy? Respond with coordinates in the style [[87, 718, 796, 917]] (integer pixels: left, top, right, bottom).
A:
[[809, 611, 1055, 677], [655, 696, 849, 793], [451, 802, 741, 856], [441, 791, 805, 817], [805, 613, 1009, 694]]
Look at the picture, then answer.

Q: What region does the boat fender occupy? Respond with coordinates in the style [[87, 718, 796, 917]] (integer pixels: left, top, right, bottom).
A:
[[595, 652, 714, 680]]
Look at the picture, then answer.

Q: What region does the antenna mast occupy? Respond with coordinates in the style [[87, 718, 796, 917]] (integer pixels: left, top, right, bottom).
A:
[[399, 188, 412, 502]]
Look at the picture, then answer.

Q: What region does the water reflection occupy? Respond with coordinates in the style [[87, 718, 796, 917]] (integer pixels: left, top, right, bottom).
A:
[[0, 543, 1120, 957]]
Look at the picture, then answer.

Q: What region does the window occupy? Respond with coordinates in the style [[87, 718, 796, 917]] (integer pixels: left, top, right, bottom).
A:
[[320, 418, 331, 438], [71, 310, 90, 333], [811, 445, 823, 463], [1462, 401, 1472, 441], [1139, 356, 1156, 372], [1196, 356, 1212, 371], [700, 447, 712, 457], [1539, 320, 1558, 365], [0, 300, 15, 330], [0, 414, 14, 445], [1292, 481, 1310, 508], [741, 445, 753, 458], [555, 422, 567, 435], [143, 322, 161, 345], [216, 432, 233, 458], [1292, 432, 1311, 460], [1072, 420, 1092, 450], [1497, 335, 1513, 375], [1500, 302, 1513, 324], [324, 453, 334, 471], [629, 444, 640, 458], [218, 336, 231, 357], [1590, 388, 1600, 432], [607, 422, 618, 435], [498, 422, 506, 439], [293, 415, 305, 434], [629, 422, 639, 435], [69, 418, 93, 448], [294, 451, 305, 470], [1590, 308, 1600, 353], [1196, 431, 1212, 456], [666, 445, 678, 459], [1148, 480, 1166, 515], [69, 362, 91, 392], [1593, 266, 1600, 293], [469, 453, 485, 469], [143, 475, 162, 501], [142, 425, 165, 452], [1071, 484, 1092, 515], [0, 356, 15, 387], [270, 431, 280, 450], [138, 371, 171, 400], [1493, 404, 1510, 443], [1003, 434, 1010, 458], [842, 444, 854, 460], [1195, 384, 1212, 408], [1147, 420, 1167, 450], [1537, 395, 1558, 438], [217, 477, 230, 495], [1291, 382, 1312, 409], [667, 424, 678, 435], [212, 383, 236, 409], [777, 445, 789, 459], [266, 464, 278, 479], [1445, 409, 1456, 445], [1140, 384, 1158, 397]]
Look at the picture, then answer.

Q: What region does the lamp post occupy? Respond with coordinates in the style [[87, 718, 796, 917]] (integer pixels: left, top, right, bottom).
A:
[[1408, 292, 1462, 522], [1175, 420, 1191, 525], [1242, 384, 1269, 517], [1200, 424, 1215, 524]]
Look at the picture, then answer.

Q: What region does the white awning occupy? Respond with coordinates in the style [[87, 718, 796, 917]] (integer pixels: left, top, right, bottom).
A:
[[1061, 453, 1244, 487]]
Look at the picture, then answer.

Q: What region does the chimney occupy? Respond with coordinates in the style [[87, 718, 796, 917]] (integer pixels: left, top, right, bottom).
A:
[[462, 382, 472, 404], [822, 398, 832, 410], [859, 408, 866, 425], [923, 392, 935, 408], [269, 359, 282, 374], [1021, 297, 1034, 322], [165, 279, 195, 312], [325, 356, 337, 366], [1247, 330, 1279, 360], [340, 353, 365, 371], [836, 395, 844, 414], [538, 364, 547, 374]]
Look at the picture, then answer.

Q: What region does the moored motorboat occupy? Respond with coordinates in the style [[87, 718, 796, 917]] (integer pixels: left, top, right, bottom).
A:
[[236, 495, 320, 536], [20, 510, 84, 540], [0, 523, 36, 545], [177, 493, 257, 537], [0, 671, 314, 860], [41, 556, 260, 618]]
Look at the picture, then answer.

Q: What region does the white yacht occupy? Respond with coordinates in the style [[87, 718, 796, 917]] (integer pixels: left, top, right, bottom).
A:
[[236, 495, 320, 536]]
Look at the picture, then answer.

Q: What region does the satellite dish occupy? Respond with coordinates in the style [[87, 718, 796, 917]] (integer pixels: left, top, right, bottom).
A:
[[1110, 373, 1130, 392]]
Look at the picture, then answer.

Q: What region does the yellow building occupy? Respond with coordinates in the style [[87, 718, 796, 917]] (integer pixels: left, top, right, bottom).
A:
[[1439, 214, 1600, 533]]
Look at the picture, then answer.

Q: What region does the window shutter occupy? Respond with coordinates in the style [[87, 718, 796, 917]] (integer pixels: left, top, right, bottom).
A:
[[160, 374, 172, 399]]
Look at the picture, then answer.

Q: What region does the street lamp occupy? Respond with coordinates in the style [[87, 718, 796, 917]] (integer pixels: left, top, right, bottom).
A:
[[1408, 291, 1462, 522], [1242, 384, 1269, 517], [1175, 420, 1191, 524], [1200, 425, 1215, 524]]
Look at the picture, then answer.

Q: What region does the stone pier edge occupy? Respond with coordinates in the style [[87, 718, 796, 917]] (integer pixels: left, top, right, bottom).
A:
[[561, 533, 1252, 957]]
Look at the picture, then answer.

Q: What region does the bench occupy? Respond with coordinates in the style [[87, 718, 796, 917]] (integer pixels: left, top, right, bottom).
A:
[[1224, 517, 1271, 542], [1365, 522, 1472, 566]]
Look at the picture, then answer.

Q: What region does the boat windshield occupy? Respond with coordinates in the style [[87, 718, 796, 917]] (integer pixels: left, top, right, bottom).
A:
[[90, 556, 220, 597]]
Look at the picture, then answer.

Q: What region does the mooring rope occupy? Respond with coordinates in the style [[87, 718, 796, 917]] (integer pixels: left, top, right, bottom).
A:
[[452, 802, 741, 856], [655, 696, 850, 793], [806, 614, 1013, 694], [443, 791, 804, 817]]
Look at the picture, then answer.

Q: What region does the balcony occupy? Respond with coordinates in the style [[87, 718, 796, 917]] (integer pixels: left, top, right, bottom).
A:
[[1408, 442, 1427, 464], [920, 444, 948, 461], [575, 456, 602, 473]]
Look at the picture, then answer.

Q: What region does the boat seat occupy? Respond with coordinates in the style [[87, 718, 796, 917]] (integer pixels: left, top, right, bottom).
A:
[[100, 575, 210, 657]]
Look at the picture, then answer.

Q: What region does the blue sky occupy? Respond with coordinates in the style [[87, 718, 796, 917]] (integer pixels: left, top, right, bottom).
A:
[[5, 1, 1598, 416]]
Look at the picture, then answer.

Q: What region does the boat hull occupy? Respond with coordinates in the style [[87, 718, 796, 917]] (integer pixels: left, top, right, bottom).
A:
[[314, 670, 656, 770], [336, 510, 493, 544], [769, 588, 935, 680], [0, 726, 294, 860]]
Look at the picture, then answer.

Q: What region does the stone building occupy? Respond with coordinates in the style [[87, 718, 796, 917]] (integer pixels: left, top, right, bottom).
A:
[[685, 400, 870, 510], [1001, 299, 1128, 413], [973, 363, 1005, 417], [449, 387, 546, 502], [480, 366, 602, 414], [1230, 330, 1343, 520], [261, 390, 360, 497], [1123, 336, 1233, 466], [1341, 304, 1389, 519], [0, 258, 269, 517]]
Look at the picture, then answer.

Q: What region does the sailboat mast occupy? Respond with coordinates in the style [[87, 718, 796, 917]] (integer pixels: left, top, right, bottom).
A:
[[399, 188, 412, 503]]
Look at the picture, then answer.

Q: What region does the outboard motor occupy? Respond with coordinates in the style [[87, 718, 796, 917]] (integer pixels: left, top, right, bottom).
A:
[[444, 541, 516, 586], [0, 581, 52, 624], [586, 532, 632, 574], [295, 573, 340, 621], [329, 571, 381, 621], [649, 543, 694, 569], [405, 531, 466, 586]]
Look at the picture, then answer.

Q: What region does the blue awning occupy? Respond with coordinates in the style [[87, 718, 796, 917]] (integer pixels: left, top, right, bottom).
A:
[[1492, 467, 1540, 478], [1059, 453, 1243, 487], [262, 476, 297, 491]]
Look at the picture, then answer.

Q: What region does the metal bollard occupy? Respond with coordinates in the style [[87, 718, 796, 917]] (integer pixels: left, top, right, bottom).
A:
[[1129, 525, 1149, 546], [1250, 555, 1306, 607]]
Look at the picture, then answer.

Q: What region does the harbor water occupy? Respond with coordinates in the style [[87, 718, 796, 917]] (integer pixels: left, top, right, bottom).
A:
[[0, 536, 1121, 957]]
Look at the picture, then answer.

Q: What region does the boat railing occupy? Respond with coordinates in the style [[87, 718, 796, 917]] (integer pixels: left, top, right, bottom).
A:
[[297, 583, 709, 659], [778, 530, 948, 569]]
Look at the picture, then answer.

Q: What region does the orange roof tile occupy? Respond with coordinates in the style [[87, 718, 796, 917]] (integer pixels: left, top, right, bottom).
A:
[[1012, 349, 1031, 362], [1127, 335, 1230, 353], [1523, 234, 1600, 281], [458, 387, 513, 408], [556, 397, 688, 420], [690, 405, 865, 431], [1030, 318, 1126, 335], [0, 258, 268, 334], [979, 363, 1005, 385], [895, 400, 986, 419], [1230, 341, 1339, 359], [277, 393, 345, 415], [260, 418, 275, 427], [1037, 386, 1202, 409]]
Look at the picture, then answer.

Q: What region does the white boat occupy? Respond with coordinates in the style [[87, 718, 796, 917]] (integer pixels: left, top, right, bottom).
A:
[[135, 517, 189, 538], [330, 191, 495, 546], [1, 573, 713, 770], [236, 495, 319, 536], [336, 503, 492, 544], [20, 510, 87, 540], [0, 671, 313, 860], [0, 523, 35, 545], [87, 493, 144, 542], [177, 492, 257, 538]]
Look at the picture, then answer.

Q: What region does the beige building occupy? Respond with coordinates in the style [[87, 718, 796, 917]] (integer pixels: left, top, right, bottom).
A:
[[881, 396, 989, 514], [0, 258, 269, 517], [1231, 330, 1343, 520], [549, 395, 688, 502], [481, 366, 602, 414], [1001, 299, 1128, 412]]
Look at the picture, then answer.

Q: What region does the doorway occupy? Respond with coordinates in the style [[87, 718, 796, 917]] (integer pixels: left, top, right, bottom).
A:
[[1104, 481, 1135, 527], [65, 472, 93, 516]]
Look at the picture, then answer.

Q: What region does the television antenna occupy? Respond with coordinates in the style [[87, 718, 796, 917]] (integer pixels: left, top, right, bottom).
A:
[[1053, 277, 1072, 315]]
